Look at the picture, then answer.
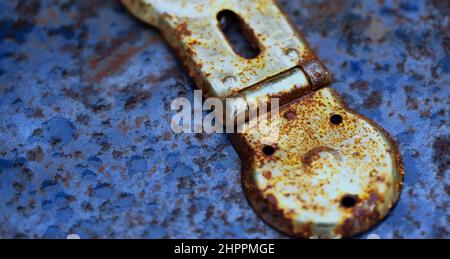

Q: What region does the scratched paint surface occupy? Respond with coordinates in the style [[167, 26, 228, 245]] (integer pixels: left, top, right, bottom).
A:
[[0, 0, 448, 238]]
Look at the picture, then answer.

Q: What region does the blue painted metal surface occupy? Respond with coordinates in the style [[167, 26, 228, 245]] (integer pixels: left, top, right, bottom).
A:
[[0, 0, 448, 238]]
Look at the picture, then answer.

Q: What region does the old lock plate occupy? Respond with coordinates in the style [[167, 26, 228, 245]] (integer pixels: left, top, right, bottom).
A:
[[122, 0, 404, 238]]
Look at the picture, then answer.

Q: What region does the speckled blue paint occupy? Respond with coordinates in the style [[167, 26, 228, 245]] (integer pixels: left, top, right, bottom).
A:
[[0, 0, 448, 239]]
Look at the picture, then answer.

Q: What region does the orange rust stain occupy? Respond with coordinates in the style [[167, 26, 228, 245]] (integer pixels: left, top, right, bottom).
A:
[[262, 171, 272, 179], [175, 21, 192, 38], [283, 110, 297, 120], [135, 116, 148, 128], [91, 44, 148, 83], [302, 146, 335, 166]]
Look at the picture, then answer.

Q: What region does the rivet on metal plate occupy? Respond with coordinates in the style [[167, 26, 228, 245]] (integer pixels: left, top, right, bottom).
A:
[[122, 0, 404, 238]]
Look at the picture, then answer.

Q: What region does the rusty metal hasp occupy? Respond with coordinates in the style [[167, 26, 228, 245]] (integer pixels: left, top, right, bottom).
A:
[[122, 0, 403, 238]]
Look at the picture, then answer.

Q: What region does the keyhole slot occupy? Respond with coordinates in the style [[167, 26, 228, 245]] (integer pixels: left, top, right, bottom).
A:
[[217, 10, 261, 59]]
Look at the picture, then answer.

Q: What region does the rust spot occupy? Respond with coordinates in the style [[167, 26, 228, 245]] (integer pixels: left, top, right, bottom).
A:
[[175, 21, 192, 38], [350, 80, 369, 91], [300, 59, 333, 88], [283, 110, 296, 120], [91, 44, 147, 83], [147, 75, 159, 84], [26, 146, 44, 162], [15, 0, 41, 16], [266, 194, 278, 207], [433, 135, 450, 179], [445, 185, 450, 196], [157, 66, 182, 82], [135, 116, 147, 128], [302, 146, 335, 166], [262, 171, 272, 179], [293, 222, 313, 238], [363, 90, 383, 109]]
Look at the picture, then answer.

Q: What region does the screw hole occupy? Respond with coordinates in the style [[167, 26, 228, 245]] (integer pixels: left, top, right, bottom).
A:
[[341, 195, 357, 208], [330, 114, 343, 125], [262, 145, 275, 156]]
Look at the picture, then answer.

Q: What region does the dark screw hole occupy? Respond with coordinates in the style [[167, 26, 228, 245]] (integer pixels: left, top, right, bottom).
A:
[[330, 114, 343, 125], [262, 145, 275, 156], [340, 195, 357, 208]]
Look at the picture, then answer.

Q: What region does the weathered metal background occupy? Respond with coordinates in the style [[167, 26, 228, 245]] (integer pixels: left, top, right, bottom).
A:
[[0, 0, 448, 238]]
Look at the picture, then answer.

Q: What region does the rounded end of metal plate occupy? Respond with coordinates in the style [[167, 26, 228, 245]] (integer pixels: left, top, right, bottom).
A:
[[233, 87, 403, 239], [121, 0, 159, 27]]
